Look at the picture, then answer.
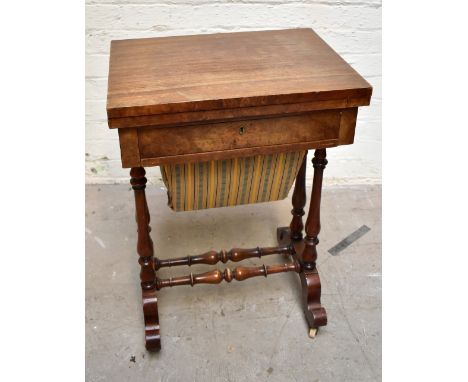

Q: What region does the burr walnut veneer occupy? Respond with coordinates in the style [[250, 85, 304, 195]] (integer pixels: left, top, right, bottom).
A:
[[106, 28, 372, 351]]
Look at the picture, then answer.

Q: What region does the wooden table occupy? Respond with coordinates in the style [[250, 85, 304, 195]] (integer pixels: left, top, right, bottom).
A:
[[107, 28, 372, 351]]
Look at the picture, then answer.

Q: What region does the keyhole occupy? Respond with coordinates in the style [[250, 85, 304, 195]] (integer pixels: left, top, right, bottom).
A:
[[239, 126, 246, 135]]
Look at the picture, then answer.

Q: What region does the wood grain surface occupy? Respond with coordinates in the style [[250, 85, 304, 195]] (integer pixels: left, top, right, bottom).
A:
[[138, 110, 341, 158], [107, 28, 372, 123]]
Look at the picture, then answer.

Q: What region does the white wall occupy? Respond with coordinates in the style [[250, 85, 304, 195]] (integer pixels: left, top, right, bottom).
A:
[[85, 0, 381, 185]]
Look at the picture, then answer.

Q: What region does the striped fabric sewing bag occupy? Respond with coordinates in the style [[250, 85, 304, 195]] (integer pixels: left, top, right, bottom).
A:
[[160, 151, 306, 212]]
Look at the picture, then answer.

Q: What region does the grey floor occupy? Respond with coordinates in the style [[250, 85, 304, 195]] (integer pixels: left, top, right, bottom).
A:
[[86, 184, 381, 382]]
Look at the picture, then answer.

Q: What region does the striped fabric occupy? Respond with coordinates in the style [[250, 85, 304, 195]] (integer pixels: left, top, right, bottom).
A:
[[160, 151, 306, 212]]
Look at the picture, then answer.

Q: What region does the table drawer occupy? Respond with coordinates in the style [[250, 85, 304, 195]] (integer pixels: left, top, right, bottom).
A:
[[139, 110, 345, 157], [118, 108, 358, 167]]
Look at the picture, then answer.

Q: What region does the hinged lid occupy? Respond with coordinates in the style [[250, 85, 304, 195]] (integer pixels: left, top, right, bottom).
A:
[[107, 28, 372, 129]]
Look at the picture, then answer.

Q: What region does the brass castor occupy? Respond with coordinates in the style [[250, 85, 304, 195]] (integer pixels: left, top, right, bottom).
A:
[[309, 327, 318, 338]]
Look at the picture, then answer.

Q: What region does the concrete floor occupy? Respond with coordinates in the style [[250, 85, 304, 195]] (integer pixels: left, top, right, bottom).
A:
[[86, 184, 381, 382]]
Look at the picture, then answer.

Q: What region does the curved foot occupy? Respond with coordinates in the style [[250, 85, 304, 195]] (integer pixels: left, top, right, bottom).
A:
[[277, 226, 327, 337], [300, 269, 327, 332], [142, 289, 161, 352]]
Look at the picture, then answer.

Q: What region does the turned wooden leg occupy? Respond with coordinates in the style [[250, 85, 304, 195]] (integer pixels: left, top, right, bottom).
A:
[[276, 149, 328, 337], [130, 167, 161, 352], [276, 151, 307, 248], [300, 149, 328, 333], [290, 152, 307, 241]]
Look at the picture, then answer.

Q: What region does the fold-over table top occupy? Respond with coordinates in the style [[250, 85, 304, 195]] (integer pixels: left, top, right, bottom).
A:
[[107, 28, 372, 124]]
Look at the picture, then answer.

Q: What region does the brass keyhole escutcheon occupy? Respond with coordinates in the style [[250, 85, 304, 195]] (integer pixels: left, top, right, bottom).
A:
[[239, 126, 246, 135]]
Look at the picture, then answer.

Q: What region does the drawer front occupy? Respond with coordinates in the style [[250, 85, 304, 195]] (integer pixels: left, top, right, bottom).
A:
[[138, 110, 342, 159]]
